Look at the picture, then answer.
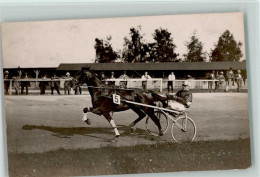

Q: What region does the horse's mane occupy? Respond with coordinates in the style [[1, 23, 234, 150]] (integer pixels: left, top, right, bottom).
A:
[[79, 67, 111, 88], [88, 70, 107, 87]]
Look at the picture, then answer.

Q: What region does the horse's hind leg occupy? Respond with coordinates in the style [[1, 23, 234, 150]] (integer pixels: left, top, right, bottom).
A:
[[144, 108, 163, 136], [103, 113, 120, 140], [129, 106, 146, 133], [82, 107, 92, 125]]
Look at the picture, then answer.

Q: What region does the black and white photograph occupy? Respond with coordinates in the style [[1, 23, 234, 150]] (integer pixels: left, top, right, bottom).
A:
[[1, 12, 251, 176]]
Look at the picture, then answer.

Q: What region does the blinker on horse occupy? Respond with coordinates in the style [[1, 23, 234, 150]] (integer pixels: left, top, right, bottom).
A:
[[73, 66, 163, 141]]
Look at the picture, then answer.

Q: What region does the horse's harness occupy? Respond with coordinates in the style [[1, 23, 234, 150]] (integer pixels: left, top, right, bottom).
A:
[[85, 85, 138, 103]]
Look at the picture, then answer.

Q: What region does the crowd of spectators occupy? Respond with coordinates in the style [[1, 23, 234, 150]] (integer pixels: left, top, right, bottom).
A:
[[3, 71, 82, 96], [3, 68, 246, 95], [206, 68, 244, 92]]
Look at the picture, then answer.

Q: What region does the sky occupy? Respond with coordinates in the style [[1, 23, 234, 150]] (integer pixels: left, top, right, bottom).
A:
[[1, 12, 246, 68]]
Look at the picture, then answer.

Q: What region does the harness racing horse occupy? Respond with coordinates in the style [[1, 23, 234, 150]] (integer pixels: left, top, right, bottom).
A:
[[73, 66, 163, 141]]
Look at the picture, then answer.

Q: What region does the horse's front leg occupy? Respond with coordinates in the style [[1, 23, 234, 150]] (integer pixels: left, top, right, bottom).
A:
[[103, 113, 120, 141], [82, 107, 92, 125]]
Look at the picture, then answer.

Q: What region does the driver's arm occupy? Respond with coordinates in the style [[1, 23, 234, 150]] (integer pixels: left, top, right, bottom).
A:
[[174, 92, 192, 105]]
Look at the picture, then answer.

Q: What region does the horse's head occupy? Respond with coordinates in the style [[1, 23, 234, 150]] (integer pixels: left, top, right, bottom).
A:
[[73, 66, 101, 86]]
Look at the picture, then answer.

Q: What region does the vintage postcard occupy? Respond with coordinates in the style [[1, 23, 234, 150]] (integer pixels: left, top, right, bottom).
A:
[[1, 12, 250, 177]]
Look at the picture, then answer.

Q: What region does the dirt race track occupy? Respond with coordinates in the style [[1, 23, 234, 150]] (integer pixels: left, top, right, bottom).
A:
[[4, 93, 250, 153]]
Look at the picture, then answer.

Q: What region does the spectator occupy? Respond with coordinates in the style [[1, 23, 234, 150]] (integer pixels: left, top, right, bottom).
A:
[[50, 74, 60, 95], [39, 75, 48, 95], [109, 71, 116, 85], [119, 71, 129, 88], [226, 67, 234, 92], [141, 71, 151, 90], [100, 72, 108, 85], [110, 72, 115, 79], [4, 70, 10, 95], [70, 77, 81, 95], [242, 70, 247, 86], [64, 72, 72, 95], [168, 72, 175, 93], [13, 76, 20, 95], [207, 71, 215, 93], [21, 72, 30, 95], [215, 71, 225, 91], [74, 83, 82, 95], [235, 70, 243, 92]]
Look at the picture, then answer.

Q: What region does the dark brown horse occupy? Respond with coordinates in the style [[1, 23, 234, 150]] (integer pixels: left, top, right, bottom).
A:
[[73, 66, 163, 141]]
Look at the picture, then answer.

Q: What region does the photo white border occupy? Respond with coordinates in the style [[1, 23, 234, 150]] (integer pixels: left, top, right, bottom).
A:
[[0, 1, 259, 177]]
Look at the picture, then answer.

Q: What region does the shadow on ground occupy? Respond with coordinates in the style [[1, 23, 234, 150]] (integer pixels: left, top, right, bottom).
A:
[[21, 124, 161, 142]]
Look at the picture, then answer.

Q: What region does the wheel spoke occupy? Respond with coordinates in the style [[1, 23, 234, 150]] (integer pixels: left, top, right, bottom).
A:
[[171, 117, 196, 143]]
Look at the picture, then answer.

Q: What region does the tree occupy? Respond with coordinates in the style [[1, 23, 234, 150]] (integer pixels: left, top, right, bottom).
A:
[[210, 30, 243, 61], [184, 32, 206, 62], [122, 36, 134, 63], [122, 26, 150, 63], [94, 36, 118, 63], [152, 28, 178, 62]]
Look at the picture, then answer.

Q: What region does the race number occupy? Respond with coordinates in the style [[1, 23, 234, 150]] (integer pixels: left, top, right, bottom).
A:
[[112, 94, 121, 105]]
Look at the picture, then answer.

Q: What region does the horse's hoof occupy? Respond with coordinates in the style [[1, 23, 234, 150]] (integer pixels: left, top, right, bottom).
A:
[[130, 123, 136, 133], [85, 119, 91, 125], [159, 130, 164, 136], [129, 122, 135, 127], [83, 107, 89, 113], [111, 135, 120, 142], [130, 126, 136, 133]]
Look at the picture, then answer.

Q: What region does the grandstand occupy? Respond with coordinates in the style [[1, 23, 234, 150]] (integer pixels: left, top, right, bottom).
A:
[[3, 61, 247, 94]]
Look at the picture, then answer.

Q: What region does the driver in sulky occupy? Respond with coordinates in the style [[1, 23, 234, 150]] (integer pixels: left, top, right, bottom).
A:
[[166, 81, 193, 111], [153, 81, 192, 112]]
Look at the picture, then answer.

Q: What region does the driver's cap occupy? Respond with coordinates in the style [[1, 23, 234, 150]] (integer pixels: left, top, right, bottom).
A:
[[182, 81, 190, 87]]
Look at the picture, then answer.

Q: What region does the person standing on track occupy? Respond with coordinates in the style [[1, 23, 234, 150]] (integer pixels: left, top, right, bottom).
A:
[[50, 74, 60, 95], [168, 72, 175, 93], [119, 71, 129, 88], [64, 72, 72, 95], [235, 70, 243, 92], [39, 75, 48, 95], [207, 71, 215, 93], [226, 67, 234, 92], [215, 71, 225, 92], [109, 71, 116, 86], [21, 72, 30, 95], [100, 72, 108, 85], [4, 70, 10, 95], [13, 76, 21, 95], [141, 71, 151, 90]]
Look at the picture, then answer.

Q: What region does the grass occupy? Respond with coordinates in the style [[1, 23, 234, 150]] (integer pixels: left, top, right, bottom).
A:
[[8, 138, 251, 177]]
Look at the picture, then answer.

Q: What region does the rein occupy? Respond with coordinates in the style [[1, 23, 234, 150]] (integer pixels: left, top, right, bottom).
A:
[[87, 85, 137, 103], [78, 68, 141, 102], [86, 85, 135, 91]]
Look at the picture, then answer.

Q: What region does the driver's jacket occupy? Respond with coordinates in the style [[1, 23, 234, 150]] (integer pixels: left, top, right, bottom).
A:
[[173, 90, 192, 105], [166, 89, 192, 108]]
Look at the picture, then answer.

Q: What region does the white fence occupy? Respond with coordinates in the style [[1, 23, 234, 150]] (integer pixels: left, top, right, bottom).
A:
[[106, 78, 248, 92], [4, 78, 247, 95]]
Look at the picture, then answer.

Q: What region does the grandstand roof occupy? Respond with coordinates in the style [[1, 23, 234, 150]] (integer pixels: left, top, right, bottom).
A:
[[57, 61, 247, 71]]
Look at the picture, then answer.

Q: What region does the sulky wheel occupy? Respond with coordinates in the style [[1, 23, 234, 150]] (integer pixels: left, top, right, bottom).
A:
[[171, 116, 196, 143]]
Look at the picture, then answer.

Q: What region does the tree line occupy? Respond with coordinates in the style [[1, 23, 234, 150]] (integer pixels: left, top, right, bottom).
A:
[[94, 26, 243, 63]]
